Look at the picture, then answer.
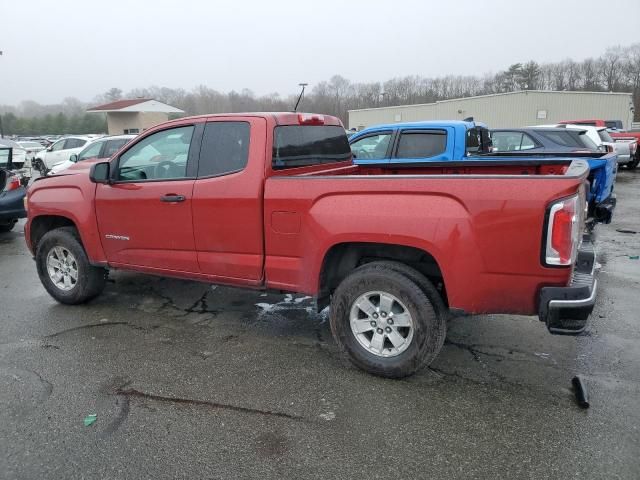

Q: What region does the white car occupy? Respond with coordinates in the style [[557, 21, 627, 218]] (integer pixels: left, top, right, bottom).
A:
[[49, 134, 136, 175], [0, 139, 27, 168], [35, 136, 93, 171], [559, 124, 632, 164], [17, 141, 46, 165]]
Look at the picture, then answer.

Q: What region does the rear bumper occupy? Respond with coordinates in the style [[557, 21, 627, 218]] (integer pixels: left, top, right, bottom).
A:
[[593, 194, 616, 224], [538, 237, 597, 335], [617, 154, 631, 164], [0, 187, 27, 222]]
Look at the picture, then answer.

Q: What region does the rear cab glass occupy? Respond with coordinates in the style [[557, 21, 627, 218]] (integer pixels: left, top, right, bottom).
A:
[[272, 125, 351, 169]]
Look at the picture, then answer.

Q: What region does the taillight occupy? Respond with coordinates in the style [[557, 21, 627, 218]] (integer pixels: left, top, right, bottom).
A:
[[3, 175, 21, 192], [606, 144, 614, 153], [545, 195, 582, 266], [298, 113, 325, 125]]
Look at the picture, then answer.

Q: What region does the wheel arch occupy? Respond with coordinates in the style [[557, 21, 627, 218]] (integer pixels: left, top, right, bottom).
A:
[[317, 242, 447, 310], [30, 215, 78, 254]]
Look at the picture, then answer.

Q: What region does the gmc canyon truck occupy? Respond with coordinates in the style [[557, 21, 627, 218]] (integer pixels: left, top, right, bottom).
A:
[[350, 120, 618, 223], [25, 113, 597, 378]]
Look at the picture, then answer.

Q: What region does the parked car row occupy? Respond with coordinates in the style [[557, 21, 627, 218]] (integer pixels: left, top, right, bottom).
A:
[[350, 120, 619, 223], [29, 134, 135, 175], [21, 112, 601, 379], [554, 119, 640, 170]]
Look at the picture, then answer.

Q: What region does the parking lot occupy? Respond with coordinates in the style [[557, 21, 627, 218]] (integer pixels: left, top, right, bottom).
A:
[[0, 170, 638, 478]]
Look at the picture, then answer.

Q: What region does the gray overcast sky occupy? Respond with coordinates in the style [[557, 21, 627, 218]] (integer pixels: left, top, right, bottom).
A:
[[2, 0, 639, 105]]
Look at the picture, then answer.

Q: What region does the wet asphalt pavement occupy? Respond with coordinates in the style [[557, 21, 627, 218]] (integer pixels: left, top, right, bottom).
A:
[[1, 171, 639, 479]]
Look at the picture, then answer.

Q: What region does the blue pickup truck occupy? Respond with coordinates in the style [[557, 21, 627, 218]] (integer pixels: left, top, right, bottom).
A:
[[349, 120, 618, 223]]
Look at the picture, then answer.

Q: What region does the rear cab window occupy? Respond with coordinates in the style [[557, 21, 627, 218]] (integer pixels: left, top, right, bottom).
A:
[[272, 125, 351, 169]]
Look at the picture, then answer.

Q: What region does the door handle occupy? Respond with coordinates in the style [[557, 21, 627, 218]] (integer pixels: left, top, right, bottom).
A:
[[161, 194, 186, 203]]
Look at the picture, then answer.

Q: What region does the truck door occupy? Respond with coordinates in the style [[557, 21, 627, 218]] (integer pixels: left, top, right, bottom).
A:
[[191, 117, 266, 283], [95, 124, 200, 272]]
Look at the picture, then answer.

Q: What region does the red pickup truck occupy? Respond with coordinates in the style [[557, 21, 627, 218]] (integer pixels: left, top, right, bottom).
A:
[[24, 112, 597, 378]]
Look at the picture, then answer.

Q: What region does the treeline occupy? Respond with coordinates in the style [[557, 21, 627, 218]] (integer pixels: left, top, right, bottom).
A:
[[0, 112, 107, 136], [1, 43, 639, 135]]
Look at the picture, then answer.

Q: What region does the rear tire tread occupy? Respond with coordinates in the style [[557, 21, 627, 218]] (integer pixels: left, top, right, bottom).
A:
[[330, 262, 446, 378]]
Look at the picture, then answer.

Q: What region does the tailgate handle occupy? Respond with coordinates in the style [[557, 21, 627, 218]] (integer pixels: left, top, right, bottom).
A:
[[161, 194, 186, 203]]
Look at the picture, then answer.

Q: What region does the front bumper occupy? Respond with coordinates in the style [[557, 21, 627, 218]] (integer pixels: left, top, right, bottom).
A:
[[538, 237, 597, 335]]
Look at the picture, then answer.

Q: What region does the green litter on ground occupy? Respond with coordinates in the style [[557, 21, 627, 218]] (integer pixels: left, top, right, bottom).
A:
[[629, 256, 639, 260], [83, 414, 97, 426]]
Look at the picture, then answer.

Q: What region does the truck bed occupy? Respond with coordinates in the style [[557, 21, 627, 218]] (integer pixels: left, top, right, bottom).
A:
[[264, 159, 589, 315]]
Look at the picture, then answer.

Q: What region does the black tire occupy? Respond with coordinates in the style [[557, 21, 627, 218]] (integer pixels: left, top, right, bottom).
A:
[[358, 260, 449, 322], [36, 227, 107, 304], [330, 262, 446, 378], [626, 156, 639, 170], [0, 221, 16, 233]]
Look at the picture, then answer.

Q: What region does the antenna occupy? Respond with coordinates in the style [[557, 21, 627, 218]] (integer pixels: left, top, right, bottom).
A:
[[294, 83, 308, 112]]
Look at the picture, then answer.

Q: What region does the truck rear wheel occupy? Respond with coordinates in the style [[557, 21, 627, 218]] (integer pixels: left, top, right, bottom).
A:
[[330, 262, 446, 378], [626, 155, 639, 170], [36, 227, 107, 304]]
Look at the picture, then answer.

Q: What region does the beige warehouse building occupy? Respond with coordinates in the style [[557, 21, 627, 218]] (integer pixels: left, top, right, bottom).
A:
[[348, 90, 635, 130]]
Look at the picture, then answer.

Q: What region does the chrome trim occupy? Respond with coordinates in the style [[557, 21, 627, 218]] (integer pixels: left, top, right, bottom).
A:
[[548, 280, 597, 309]]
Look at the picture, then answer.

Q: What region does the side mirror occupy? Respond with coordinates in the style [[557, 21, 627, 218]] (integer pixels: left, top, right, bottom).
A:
[[46, 146, 53, 152], [89, 161, 111, 184], [69, 154, 78, 163]]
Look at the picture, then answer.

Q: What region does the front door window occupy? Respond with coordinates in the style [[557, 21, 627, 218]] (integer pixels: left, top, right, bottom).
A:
[[116, 126, 194, 181]]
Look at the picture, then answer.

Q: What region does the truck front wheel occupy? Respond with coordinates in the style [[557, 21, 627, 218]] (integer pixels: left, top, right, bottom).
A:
[[36, 227, 107, 304], [330, 263, 446, 378]]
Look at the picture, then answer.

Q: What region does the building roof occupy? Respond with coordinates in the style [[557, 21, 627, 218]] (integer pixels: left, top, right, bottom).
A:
[[87, 99, 184, 113], [348, 90, 634, 113]]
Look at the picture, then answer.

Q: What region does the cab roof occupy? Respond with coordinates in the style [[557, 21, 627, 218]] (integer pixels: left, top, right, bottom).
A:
[[354, 120, 487, 132]]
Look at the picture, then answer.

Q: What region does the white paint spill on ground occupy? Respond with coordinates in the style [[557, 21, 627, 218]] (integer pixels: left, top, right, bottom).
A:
[[319, 412, 336, 421]]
